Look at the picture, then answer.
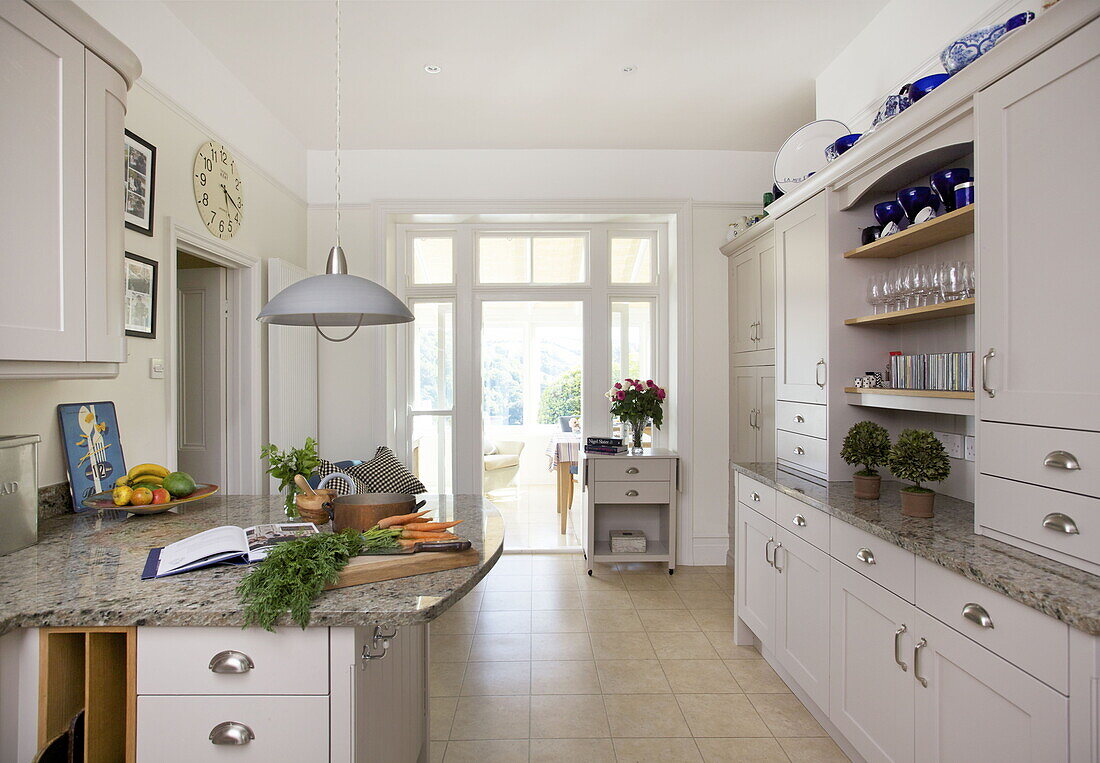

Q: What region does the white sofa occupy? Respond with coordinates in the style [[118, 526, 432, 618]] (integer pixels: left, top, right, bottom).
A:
[[483, 440, 525, 493]]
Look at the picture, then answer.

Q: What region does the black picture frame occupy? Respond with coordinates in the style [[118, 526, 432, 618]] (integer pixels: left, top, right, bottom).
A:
[[124, 129, 156, 236], [124, 253, 158, 339]]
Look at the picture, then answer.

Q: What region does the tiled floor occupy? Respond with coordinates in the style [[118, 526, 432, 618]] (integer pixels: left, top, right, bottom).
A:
[[429, 553, 849, 762], [486, 484, 581, 551]]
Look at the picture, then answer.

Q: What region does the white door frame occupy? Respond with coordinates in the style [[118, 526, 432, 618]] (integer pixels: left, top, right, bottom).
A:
[[164, 218, 262, 494]]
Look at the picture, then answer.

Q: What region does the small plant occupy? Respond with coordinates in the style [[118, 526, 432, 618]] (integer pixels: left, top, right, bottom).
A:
[[888, 429, 951, 493], [260, 437, 321, 517], [840, 421, 892, 477]]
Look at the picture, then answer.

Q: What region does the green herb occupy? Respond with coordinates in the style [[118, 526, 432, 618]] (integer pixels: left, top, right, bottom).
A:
[[362, 526, 404, 552], [259, 437, 320, 517], [888, 429, 951, 492], [840, 421, 892, 477]]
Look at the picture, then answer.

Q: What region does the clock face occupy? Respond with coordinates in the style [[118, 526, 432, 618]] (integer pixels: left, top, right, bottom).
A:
[[193, 140, 243, 240]]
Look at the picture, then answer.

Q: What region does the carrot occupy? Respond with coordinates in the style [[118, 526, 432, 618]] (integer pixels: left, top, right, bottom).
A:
[[377, 510, 432, 528], [407, 520, 462, 532], [400, 529, 459, 540], [408, 517, 431, 523], [396, 538, 420, 548]]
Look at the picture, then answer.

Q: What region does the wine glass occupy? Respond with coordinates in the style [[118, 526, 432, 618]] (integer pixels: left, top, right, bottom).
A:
[[867, 276, 882, 314], [883, 268, 898, 312], [899, 266, 915, 310], [962, 261, 975, 298], [940, 262, 964, 301]]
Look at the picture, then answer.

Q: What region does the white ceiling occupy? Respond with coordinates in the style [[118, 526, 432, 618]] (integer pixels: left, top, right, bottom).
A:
[[164, 0, 886, 151]]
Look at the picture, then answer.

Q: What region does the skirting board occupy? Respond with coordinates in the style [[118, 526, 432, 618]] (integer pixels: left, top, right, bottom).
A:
[[691, 537, 730, 567]]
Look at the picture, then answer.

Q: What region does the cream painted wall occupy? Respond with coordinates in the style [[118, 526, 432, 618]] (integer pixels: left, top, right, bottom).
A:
[[0, 85, 307, 488]]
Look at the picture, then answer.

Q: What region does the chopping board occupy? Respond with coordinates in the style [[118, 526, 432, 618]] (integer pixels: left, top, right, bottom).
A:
[[324, 547, 481, 590]]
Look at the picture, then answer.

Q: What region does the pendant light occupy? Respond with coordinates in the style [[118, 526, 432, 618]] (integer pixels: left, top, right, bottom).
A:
[[257, 0, 413, 341]]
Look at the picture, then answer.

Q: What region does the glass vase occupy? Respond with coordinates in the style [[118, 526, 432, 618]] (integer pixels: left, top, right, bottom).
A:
[[283, 485, 300, 518], [625, 417, 650, 455]]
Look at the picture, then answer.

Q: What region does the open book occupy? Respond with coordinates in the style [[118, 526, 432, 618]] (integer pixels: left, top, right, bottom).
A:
[[141, 523, 319, 579]]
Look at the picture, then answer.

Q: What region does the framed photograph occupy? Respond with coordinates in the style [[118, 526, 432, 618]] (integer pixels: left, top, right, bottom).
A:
[[125, 253, 158, 339], [57, 402, 127, 512], [124, 129, 156, 236]]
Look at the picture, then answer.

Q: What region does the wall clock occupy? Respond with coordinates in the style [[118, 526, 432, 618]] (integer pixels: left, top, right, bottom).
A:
[[193, 140, 243, 240]]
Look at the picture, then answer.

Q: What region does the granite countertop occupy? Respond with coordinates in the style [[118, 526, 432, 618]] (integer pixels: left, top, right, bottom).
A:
[[731, 462, 1100, 635], [0, 494, 503, 636]]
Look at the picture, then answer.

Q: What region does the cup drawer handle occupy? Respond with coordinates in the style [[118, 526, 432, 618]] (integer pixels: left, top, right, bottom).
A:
[[750, 491, 761, 502], [1044, 450, 1081, 470], [209, 721, 255, 745], [794, 415, 805, 424], [792, 514, 806, 527], [625, 490, 639, 497], [961, 603, 994, 629], [209, 650, 255, 674], [793, 446, 805, 456], [1042, 513, 1080, 534], [856, 547, 876, 565], [625, 467, 640, 475]]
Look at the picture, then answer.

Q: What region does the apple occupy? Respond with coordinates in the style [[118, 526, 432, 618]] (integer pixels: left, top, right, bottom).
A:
[[130, 487, 153, 506], [152, 488, 171, 505]]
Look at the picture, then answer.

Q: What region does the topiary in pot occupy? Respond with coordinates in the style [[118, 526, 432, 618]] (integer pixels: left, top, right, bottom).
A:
[[887, 429, 951, 517], [840, 421, 891, 499]]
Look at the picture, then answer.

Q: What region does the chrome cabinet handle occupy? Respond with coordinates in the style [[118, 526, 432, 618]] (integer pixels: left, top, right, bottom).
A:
[[793, 446, 805, 456], [748, 408, 757, 429], [208, 650, 255, 674], [750, 491, 761, 502], [815, 358, 826, 389], [625, 467, 640, 475], [1044, 450, 1081, 471], [914, 638, 928, 687], [793, 414, 805, 424], [625, 489, 639, 497], [792, 514, 806, 527], [961, 603, 994, 629], [1043, 512, 1080, 535], [209, 721, 255, 745], [773, 543, 784, 573], [749, 321, 758, 342], [981, 348, 996, 398], [855, 547, 876, 565], [894, 625, 908, 672], [765, 538, 775, 566]]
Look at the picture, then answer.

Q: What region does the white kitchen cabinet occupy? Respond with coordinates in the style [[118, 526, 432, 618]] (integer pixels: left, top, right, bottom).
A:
[[774, 527, 830, 712], [735, 503, 777, 649], [975, 17, 1100, 431], [774, 192, 828, 405], [730, 365, 774, 464], [728, 232, 775, 354], [913, 611, 1068, 762]]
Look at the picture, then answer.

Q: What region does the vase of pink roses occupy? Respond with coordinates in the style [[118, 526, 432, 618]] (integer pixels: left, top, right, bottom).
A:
[[606, 378, 667, 454]]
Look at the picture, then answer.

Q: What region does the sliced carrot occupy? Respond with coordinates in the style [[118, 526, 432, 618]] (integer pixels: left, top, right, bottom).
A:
[[409, 520, 462, 532], [377, 510, 432, 528], [400, 529, 459, 540]]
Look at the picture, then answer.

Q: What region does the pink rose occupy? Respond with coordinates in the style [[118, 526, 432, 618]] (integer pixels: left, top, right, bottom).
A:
[[646, 379, 655, 387], [616, 390, 625, 401], [614, 382, 622, 389], [657, 389, 666, 400]]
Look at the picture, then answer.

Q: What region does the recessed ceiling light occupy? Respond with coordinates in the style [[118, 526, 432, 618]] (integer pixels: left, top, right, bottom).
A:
[[622, 65, 636, 73], [424, 65, 441, 74]]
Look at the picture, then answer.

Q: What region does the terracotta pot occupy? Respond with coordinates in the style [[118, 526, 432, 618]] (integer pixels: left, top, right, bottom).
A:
[[900, 489, 935, 518], [852, 474, 881, 500], [331, 493, 423, 532]]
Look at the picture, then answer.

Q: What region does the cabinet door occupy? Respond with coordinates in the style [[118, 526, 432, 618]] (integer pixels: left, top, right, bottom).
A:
[[830, 560, 915, 763], [757, 237, 776, 351], [775, 193, 828, 404], [731, 366, 760, 464], [730, 246, 761, 353], [0, 2, 86, 361], [757, 368, 775, 464], [735, 505, 776, 649], [913, 612, 1068, 762], [774, 528, 830, 712], [976, 18, 1100, 431]]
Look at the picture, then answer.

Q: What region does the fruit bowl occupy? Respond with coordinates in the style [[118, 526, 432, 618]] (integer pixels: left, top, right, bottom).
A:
[[83, 484, 220, 514]]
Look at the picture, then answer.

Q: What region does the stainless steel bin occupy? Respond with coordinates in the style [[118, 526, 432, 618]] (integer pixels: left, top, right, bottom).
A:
[[0, 434, 40, 556]]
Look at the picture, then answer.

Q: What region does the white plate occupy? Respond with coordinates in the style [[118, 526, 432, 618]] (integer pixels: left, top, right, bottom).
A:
[[773, 119, 850, 194]]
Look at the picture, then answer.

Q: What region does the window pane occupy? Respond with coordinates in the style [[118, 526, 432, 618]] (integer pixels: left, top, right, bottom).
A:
[[611, 301, 653, 382], [532, 237, 585, 283], [412, 237, 453, 284], [610, 236, 654, 283], [412, 415, 452, 494], [479, 237, 529, 283], [412, 302, 454, 410]]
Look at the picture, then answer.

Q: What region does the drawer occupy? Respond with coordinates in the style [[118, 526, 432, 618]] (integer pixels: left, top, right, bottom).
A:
[[776, 492, 830, 552], [137, 695, 328, 762], [593, 457, 672, 482], [981, 422, 1100, 498], [976, 474, 1099, 572], [830, 519, 915, 602], [776, 401, 826, 439], [736, 472, 775, 520], [776, 430, 828, 476], [137, 627, 330, 696], [593, 480, 670, 504], [915, 556, 1069, 693]]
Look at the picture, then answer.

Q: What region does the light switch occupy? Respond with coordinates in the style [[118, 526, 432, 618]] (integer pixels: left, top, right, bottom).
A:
[[149, 358, 165, 379]]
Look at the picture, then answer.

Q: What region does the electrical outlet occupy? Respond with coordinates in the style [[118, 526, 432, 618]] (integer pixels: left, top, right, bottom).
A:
[[934, 431, 964, 459], [964, 435, 976, 462]]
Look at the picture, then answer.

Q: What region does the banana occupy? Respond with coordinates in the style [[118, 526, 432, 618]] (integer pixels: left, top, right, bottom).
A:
[[127, 463, 169, 482]]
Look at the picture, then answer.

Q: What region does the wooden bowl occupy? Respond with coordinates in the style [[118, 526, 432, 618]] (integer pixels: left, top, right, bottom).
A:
[[331, 493, 420, 532], [295, 488, 336, 525]]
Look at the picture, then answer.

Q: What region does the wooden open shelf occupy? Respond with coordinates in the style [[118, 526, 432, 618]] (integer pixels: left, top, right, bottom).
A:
[[844, 387, 975, 416], [844, 205, 974, 259], [843, 388, 974, 400], [844, 298, 974, 326]]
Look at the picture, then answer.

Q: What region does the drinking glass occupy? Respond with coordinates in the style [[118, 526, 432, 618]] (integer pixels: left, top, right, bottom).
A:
[[867, 276, 882, 314], [899, 266, 915, 309], [940, 262, 964, 301], [884, 268, 898, 311], [962, 261, 975, 298]]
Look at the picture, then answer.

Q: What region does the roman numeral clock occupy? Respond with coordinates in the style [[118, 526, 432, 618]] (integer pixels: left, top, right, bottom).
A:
[[193, 139, 243, 239]]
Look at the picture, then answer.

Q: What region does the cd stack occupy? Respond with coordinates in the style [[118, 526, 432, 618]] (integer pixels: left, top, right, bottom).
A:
[[890, 352, 975, 392]]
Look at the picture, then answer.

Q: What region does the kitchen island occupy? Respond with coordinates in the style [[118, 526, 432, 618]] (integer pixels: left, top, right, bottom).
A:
[[0, 494, 503, 762]]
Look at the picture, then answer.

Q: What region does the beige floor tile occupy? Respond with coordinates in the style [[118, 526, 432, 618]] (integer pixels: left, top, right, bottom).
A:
[[531, 632, 592, 660], [530, 660, 601, 694], [579, 590, 636, 610], [531, 590, 583, 610], [616, 562, 668, 574], [491, 555, 533, 574], [431, 609, 480, 635], [748, 694, 827, 737], [448, 591, 484, 613], [590, 631, 655, 660], [584, 608, 645, 633], [480, 591, 534, 611], [629, 590, 687, 610], [432, 634, 474, 662], [691, 609, 735, 632], [724, 660, 790, 693], [777, 736, 851, 762], [660, 660, 741, 694], [713, 577, 735, 593], [531, 738, 616, 762], [604, 694, 692, 738], [530, 556, 579, 575], [614, 737, 703, 762], [575, 573, 626, 591], [469, 633, 532, 662], [460, 661, 531, 696], [695, 737, 789, 762], [431, 696, 459, 740], [621, 573, 674, 591], [679, 591, 735, 609], [530, 574, 579, 591], [429, 740, 446, 763], [531, 608, 589, 634], [431, 661, 467, 697], [476, 610, 533, 634], [637, 609, 701, 633], [595, 660, 672, 693], [699, 565, 731, 574], [450, 696, 531, 740], [648, 631, 720, 660], [670, 574, 722, 591], [483, 575, 535, 592], [676, 694, 771, 738], [530, 694, 610, 738], [705, 633, 761, 661], [442, 739, 530, 763]]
